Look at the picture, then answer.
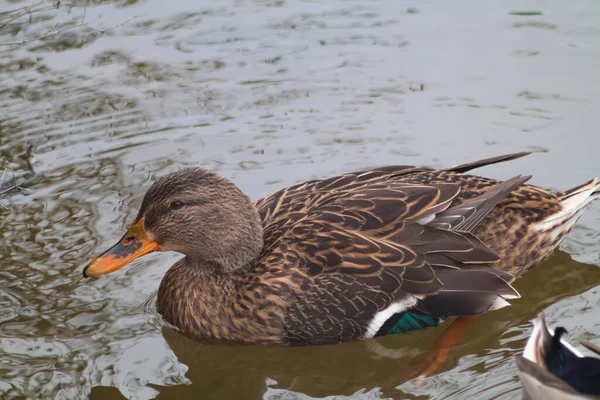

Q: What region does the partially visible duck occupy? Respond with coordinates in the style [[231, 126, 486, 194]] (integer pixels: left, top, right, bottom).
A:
[[83, 152, 600, 345], [516, 315, 600, 399]]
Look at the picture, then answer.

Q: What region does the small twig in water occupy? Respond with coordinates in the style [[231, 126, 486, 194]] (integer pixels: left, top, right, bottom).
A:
[[0, 1, 137, 51], [0, 160, 23, 210], [24, 144, 35, 174], [0, 1, 70, 30], [0, 160, 21, 197]]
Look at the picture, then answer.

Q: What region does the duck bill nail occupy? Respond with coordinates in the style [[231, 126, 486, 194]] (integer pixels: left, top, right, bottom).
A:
[[83, 218, 158, 278]]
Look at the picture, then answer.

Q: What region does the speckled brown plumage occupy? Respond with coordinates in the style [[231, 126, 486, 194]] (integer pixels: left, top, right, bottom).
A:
[[87, 152, 600, 345]]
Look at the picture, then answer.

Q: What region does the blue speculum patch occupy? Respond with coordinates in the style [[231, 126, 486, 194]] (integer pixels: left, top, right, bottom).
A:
[[375, 311, 440, 336]]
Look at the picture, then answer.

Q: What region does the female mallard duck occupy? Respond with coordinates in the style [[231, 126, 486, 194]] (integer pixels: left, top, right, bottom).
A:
[[83, 152, 600, 345], [516, 315, 600, 399]]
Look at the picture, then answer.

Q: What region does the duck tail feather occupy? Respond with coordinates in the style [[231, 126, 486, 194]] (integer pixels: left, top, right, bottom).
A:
[[560, 177, 600, 201], [532, 178, 600, 237]]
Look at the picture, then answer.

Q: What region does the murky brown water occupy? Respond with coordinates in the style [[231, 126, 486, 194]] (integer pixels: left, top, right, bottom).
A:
[[1, 0, 600, 399]]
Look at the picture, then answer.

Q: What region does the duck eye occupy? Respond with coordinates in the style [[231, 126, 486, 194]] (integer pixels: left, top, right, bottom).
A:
[[170, 200, 185, 210]]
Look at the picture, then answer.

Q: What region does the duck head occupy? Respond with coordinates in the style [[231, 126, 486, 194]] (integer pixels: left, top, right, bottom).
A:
[[83, 168, 264, 278]]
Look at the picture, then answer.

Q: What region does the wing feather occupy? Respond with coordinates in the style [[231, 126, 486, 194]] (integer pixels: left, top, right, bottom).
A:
[[252, 162, 528, 343]]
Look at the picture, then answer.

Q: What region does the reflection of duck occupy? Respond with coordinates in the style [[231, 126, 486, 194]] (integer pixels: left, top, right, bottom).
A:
[[83, 152, 600, 345], [516, 315, 600, 400]]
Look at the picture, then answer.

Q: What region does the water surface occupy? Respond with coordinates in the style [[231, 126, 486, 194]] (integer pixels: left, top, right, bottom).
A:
[[1, 0, 600, 398]]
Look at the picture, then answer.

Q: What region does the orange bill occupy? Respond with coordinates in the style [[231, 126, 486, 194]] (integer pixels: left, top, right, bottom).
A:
[[83, 217, 158, 278]]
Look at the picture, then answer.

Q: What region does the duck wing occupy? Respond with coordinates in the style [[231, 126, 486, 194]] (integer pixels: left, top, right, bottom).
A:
[[272, 177, 527, 344]]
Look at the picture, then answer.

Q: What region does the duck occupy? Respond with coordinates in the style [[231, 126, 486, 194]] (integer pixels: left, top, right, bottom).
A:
[[516, 314, 600, 399], [83, 152, 600, 345]]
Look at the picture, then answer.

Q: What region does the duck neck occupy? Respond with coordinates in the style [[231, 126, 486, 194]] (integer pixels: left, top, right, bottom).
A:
[[156, 257, 245, 340], [184, 258, 253, 276]]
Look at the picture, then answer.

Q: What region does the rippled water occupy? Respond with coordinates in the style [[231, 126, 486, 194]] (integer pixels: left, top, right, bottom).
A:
[[1, 0, 600, 398]]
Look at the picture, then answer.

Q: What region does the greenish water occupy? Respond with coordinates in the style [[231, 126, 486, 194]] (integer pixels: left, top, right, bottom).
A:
[[1, 0, 600, 399]]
